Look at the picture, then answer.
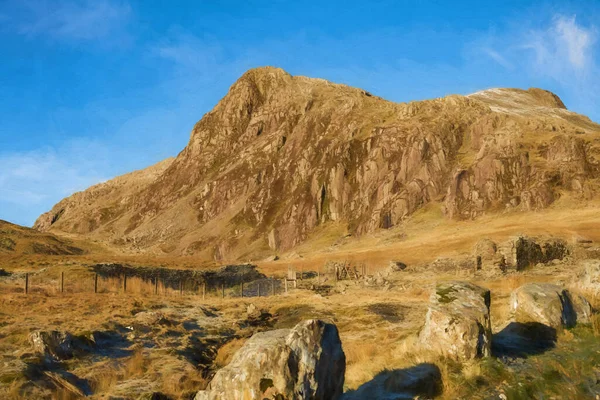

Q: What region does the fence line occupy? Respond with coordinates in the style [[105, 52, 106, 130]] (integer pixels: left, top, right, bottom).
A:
[[5, 271, 297, 299], [2, 261, 378, 298]]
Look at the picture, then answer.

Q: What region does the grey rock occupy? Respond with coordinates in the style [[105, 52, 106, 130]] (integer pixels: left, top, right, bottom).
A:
[[511, 283, 592, 328], [195, 319, 345, 400], [419, 281, 492, 360]]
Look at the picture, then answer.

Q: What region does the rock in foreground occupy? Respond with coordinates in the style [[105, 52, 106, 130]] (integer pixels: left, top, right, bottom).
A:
[[195, 319, 345, 400], [29, 331, 94, 361], [511, 283, 592, 328], [419, 281, 492, 360]]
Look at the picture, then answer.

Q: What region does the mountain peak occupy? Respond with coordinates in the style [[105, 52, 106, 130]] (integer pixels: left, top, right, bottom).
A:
[[34, 71, 600, 261], [469, 87, 567, 111]]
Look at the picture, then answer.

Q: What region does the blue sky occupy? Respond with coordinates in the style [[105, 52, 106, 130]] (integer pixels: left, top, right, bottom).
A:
[[0, 0, 599, 226]]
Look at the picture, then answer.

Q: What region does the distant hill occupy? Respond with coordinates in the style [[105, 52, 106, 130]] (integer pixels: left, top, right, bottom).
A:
[[0, 219, 85, 256], [34, 67, 600, 261]]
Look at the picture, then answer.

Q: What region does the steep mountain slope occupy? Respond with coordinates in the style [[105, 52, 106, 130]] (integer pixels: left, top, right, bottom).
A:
[[34, 67, 600, 260]]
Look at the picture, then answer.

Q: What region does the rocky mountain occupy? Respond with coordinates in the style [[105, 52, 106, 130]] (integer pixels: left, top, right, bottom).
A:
[[34, 67, 600, 260]]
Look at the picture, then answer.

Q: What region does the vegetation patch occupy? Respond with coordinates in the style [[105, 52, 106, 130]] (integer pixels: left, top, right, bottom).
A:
[[436, 286, 458, 304]]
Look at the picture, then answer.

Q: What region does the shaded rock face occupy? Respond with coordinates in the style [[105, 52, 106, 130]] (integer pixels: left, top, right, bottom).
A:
[[29, 331, 75, 360], [419, 281, 492, 360], [29, 331, 94, 361], [497, 236, 569, 271], [511, 283, 592, 329], [34, 69, 600, 259], [196, 319, 345, 400]]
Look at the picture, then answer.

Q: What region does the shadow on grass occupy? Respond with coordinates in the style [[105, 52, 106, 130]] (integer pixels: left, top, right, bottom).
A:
[[492, 322, 557, 358], [91, 327, 134, 359], [343, 363, 442, 400]]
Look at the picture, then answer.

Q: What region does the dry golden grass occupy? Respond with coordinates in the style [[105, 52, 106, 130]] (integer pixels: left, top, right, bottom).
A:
[[214, 338, 247, 368], [1, 235, 599, 398]]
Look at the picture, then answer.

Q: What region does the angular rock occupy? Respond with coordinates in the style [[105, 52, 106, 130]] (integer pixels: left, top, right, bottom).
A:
[[29, 331, 76, 361], [499, 236, 569, 270], [474, 239, 508, 272], [474, 239, 497, 260], [575, 262, 600, 294], [134, 311, 167, 326], [419, 281, 492, 360], [195, 319, 345, 400], [511, 283, 592, 328]]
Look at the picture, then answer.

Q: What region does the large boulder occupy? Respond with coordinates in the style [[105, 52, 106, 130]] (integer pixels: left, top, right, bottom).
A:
[[511, 283, 592, 328], [195, 319, 345, 400], [419, 281, 492, 360]]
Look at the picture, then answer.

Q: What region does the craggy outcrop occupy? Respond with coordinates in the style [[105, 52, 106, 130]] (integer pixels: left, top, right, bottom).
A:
[[195, 319, 345, 400], [419, 281, 492, 360], [511, 283, 592, 329], [34, 68, 600, 260], [498, 236, 569, 270]]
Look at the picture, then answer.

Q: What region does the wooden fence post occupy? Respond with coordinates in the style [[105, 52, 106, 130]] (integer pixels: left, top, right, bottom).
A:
[[202, 282, 206, 300], [284, 278, 288, 293], [94, 273, 98, 294], [257, 282, 261, 297], [155, 278, 158, 295], [60, 271, 64, 293], [25, 273, 29, 294], [123, 275, 127, 293], [221, 284, 225, 299]]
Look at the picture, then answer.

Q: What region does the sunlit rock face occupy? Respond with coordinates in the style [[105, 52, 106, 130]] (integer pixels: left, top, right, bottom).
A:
[[34, 67, 600, 260], [419, 281, 492, 360], [195, 319, 345, 400]]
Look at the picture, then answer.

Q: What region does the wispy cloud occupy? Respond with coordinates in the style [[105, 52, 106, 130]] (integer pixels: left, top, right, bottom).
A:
[[482, 47, 514, 70], [474, 15, 597, 77], [154, 33, 223, 72], [468, 13, 598, 120], [523, 15, 596, 82], [3, 0, 131, 41], [0, 140, 109, 225]]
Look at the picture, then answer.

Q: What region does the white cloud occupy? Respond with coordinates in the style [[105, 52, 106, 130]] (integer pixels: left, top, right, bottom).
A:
[[5, 0, 131, 41], [554, 15, 594, 69], [522, 15, 596, 82], [0, 140, 109, 226]]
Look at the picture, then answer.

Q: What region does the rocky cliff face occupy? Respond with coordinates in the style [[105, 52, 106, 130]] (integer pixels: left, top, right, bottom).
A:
[[34, 67, 600, 260]]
